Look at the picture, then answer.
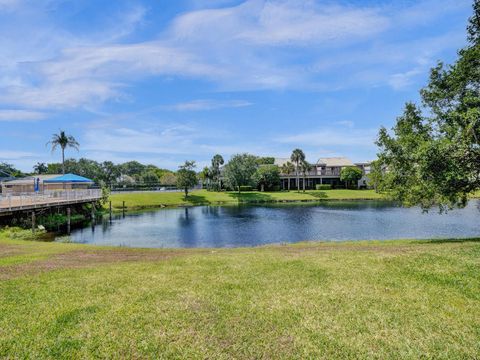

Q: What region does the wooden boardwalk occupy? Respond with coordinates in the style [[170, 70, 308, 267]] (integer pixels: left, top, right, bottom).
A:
[[0, 190, 102, 216]]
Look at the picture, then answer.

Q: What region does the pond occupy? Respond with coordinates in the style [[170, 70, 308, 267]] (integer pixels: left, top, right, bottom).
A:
[[62, 200, 480, 248]]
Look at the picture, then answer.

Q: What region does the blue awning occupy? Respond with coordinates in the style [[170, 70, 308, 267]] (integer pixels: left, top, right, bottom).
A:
[[43, 174, 94, 183]]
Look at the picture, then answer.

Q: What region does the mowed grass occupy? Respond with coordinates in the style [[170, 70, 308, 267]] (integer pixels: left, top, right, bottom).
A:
[[110, 189, 383, 211], [1, 231, 479, 359]]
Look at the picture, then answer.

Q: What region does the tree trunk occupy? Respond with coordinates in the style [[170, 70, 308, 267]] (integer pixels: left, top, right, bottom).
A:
[[296, 163, 300, 192], [185, 187, 188, 198], [61, 147, 65, 175]]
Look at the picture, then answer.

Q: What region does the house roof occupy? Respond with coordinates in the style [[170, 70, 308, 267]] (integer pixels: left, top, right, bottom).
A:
[[44, 173, 94, 183], [316, 157, 354, 167], [275, 157, 354, 167], [273, 158, 292, 167], [2, 174, 62, 185]]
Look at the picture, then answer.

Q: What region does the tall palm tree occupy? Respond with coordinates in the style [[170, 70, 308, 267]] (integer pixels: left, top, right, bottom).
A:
[[47, 131, 79, 175], [281, 161, 295, 190], [211, 154, 224, 191], [299, 160, 311, 192], [290, 149, 305, 192], [199, 166, 211, 190]]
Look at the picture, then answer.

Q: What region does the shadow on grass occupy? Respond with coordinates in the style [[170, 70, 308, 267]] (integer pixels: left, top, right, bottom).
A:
[[412, 238, 480, 244], [184, 194, 209, 204], [304, 191, 328, 199], [228, 192, 274, 203]]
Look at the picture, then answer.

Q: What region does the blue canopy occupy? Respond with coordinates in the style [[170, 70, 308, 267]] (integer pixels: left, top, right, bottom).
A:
[[43, 173, 94, 183]]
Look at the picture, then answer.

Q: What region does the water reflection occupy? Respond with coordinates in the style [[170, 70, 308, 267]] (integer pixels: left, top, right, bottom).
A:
[[64, 200, 480, 248]]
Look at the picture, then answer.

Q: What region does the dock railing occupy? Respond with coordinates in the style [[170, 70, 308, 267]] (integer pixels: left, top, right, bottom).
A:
[[0, 189, 102, 212]]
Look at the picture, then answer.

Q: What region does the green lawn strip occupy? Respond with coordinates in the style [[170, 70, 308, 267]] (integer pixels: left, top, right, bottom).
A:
[[110, 189, 384, 211], [0, 238, 479, 358]]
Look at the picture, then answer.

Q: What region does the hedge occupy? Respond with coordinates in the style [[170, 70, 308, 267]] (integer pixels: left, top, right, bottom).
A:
[[315, 184, 332, 190]]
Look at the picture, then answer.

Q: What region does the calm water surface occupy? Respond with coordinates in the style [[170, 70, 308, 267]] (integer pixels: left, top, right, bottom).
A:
[[63, 200, 480, 248]]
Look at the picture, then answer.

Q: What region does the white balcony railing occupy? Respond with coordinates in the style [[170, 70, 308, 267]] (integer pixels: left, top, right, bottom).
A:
[[0, 189, 102, 212]]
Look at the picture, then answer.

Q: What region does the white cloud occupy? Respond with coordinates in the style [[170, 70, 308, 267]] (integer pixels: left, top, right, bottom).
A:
[[0, 0, 471, 110], [276, 128, 378, 148], [0, 109, 47, 121], [335, 120, 355, 128], [162, 99, 252, 111], [0, 150, 36, 159], [171, 1, 388, 46]]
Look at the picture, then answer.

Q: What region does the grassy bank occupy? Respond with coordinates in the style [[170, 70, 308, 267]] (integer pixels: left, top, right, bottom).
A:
[[0, 230, 479, 358], [110, 189, 384, 211]]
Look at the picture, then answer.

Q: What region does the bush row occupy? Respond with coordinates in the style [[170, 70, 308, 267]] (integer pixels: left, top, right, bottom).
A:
[[315, 184, 332, 190]]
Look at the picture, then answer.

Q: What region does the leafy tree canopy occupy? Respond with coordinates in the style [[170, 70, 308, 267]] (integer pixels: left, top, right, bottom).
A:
[[255, 157, 275, 165], [223, 153, 258, 192], [0, 162, 23, 178], [376, 0, 480, 211], [340, 166, 363, 189], [253, 164, 281, 191], [176, 161, 198, 198]]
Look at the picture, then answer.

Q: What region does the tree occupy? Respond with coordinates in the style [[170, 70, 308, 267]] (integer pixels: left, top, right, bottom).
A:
[[176, 161, 197, 198], [299, 160, 311, 192], [141, 171, 159, 185], [253, 165, 280, 191], [376, 0, 480, 211], [255, 157, 275, 165], [46, 130, 79, 175], [368, 160, 385, 193], [121, 161, 146, 177], [290, 149, 305, 192], [210, 154, 224, 191], [33, 162, 48, 174], [160, 173, 177, 186], [281, 161, 295, 190], [340, 167, 363, 189], [0, 163, 22, 178], [199, 166, 211, 189], [223, 153, 258, 192], [100, 161, 120, 184]]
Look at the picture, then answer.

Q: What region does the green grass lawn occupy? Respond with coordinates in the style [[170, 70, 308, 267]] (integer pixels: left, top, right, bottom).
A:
[[0, 229, 479, 358], [110, 189, 384, 211]]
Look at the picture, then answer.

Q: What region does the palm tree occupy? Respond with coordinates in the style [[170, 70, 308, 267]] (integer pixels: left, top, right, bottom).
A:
[[199, 166, 211, 189], [299, 160, 311, 192], [211, 154, 224, 191], [290, 149, 305, 192], [281, 161, 295, 190], [47, 130, 79, 175], [33, 162, 48, 175]]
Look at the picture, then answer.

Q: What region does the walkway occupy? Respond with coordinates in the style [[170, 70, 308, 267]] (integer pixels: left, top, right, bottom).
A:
[[0, 190, 102, 215]]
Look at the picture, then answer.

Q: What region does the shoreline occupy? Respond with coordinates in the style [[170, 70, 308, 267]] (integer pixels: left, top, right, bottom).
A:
[[109, 189, 386, 212]]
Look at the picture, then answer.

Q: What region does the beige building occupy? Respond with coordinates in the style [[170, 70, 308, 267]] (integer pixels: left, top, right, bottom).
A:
[[0, 174, 93, 194], [276, 157, 371, 189]]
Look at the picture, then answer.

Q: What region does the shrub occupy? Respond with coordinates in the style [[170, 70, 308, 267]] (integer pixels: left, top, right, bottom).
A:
[[316, 184, 332, 190], [272, 185, 281, 192], [252, 165, 281, 191], [239, 185, 253, 191]]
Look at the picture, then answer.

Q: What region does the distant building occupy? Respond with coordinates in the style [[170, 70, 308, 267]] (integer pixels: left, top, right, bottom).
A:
[[354, 162, 372, 189], [275, 157, 371, 190], [0, 174, 94, 194]]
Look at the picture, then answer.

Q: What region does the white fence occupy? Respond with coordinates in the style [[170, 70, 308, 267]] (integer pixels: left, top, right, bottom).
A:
[[0, 189, 102, 211]]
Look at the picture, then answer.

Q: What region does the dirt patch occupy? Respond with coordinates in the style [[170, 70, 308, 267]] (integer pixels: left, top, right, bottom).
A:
[[0, 248, 201, 280], [0, 244, 27, 258]]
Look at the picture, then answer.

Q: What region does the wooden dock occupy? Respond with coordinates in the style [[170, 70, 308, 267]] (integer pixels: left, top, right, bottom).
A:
[[0, 190, 102, 216]]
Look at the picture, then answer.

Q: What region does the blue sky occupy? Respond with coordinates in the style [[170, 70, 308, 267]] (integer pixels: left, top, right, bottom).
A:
[[0, 0, 472, 171]]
